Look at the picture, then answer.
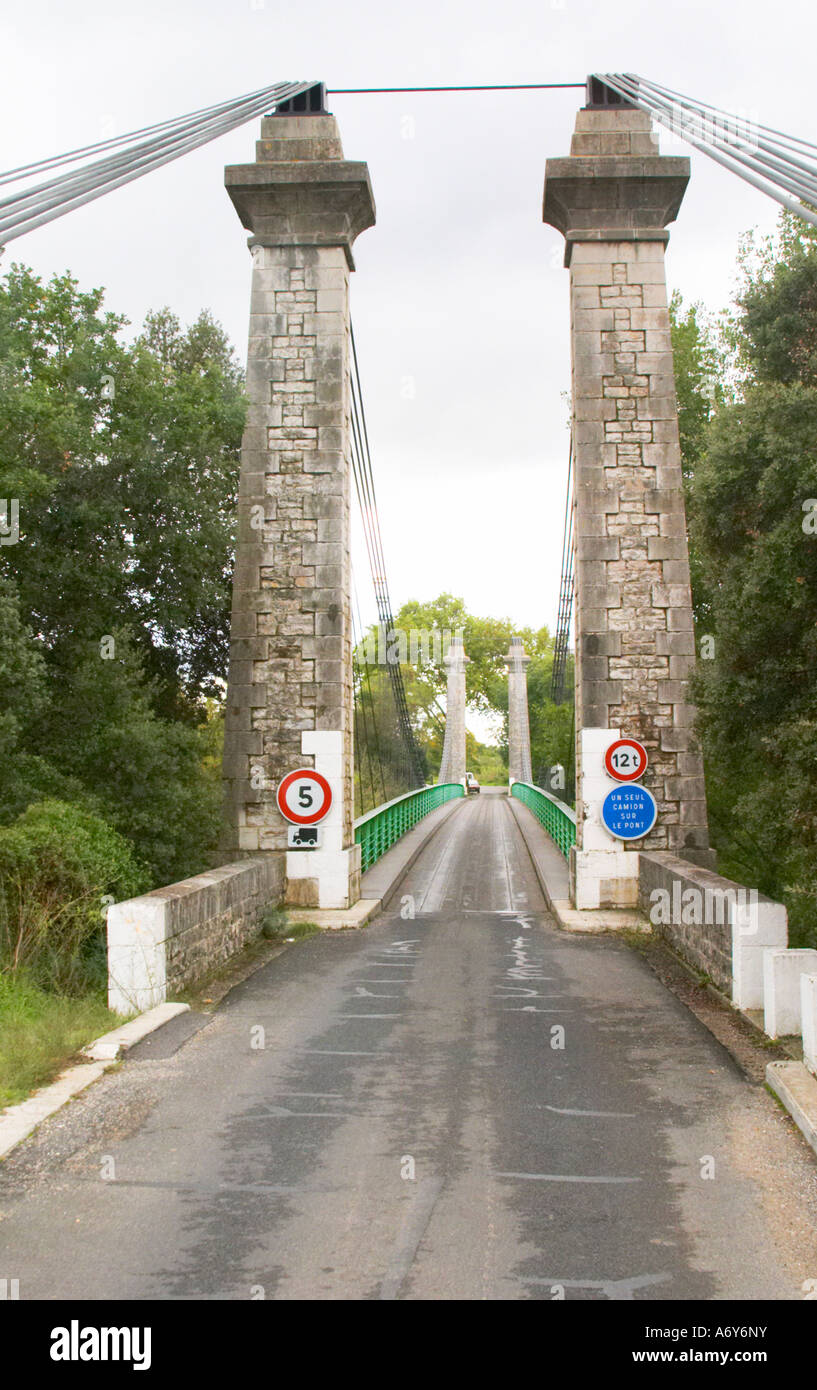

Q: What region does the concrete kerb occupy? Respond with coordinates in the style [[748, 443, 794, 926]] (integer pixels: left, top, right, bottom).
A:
[[82, 1002, 191, 1061], [0, 1002, 191, 1161], [286, 899, 381, 931], [766, 1061, 817, 1159], [549, 901, 651, 934]]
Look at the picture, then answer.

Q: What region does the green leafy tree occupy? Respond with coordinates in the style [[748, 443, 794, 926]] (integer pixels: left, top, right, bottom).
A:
[[0, 799, 149, 992], [0, 268, 242, 889], [354, 596, 571, 793], [35, 629, 222, 885], [0, 269, 246, 716], [686, 212, 817, 945]]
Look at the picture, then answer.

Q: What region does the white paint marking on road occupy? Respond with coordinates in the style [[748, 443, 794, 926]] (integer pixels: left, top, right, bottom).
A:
[[299, 1049, 380, 1057], [497, 1171, 641, 1184], [257, 1106, 353, 1118], [506, 935, 548, 981], [353, 987, 401, 998], [522, 1272, 672, 1300], [268, 1092, 346, 1099], [337, 1014, 403, 1020], [494, 985, 556, 995], [545, 1105, 636, 1119], [379, 1176, 445, 1301], [503, 1007, 572, 1014]]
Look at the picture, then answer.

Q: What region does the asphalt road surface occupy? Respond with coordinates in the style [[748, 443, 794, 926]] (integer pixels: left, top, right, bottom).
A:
[[2, 793, 817, 1301]]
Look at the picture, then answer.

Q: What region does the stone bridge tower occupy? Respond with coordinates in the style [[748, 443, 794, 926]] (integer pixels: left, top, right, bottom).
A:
[[437, 635, 469, 785], [221, 90, 375, 908], [543, 90, 712, 909], [505, 637, 533, 785]]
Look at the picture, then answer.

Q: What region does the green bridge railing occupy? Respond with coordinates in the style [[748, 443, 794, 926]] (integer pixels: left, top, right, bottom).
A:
[[510, 781, 577, 859], [354, 783, 465, 872]]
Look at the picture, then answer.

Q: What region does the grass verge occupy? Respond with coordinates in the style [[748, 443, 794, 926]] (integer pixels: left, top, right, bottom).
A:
[[0, 973, 117, 1110], [260, 909, 321, 945]]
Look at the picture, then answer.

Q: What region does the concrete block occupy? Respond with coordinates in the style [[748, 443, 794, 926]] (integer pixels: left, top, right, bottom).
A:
[[731, 892, 788, 1010], [764, 949, 817, 1038], [573, 847, 639, 909], [801, 974, 817, 1076]]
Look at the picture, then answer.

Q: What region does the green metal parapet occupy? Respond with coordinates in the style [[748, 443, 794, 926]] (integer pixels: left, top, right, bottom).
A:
[[354, 783, 465, 872], [510, 781, 577, 859]]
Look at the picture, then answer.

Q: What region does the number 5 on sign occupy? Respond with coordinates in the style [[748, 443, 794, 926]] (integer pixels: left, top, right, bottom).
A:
[[276, 769, 333, 825]]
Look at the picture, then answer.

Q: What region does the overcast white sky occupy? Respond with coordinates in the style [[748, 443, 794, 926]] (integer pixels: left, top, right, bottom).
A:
[[2, 0, 813, 646]]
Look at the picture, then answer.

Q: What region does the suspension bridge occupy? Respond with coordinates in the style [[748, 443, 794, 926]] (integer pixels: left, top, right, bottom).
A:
[[2, 75, 817, 1303]]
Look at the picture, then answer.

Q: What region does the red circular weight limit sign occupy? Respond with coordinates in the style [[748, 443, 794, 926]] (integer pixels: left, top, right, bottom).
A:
[[604, 738, 648, 783], [276, 768, 333, 825]]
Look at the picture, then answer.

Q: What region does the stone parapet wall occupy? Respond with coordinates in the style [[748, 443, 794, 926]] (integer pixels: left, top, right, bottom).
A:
[[638, 850, 787, 999], [107, 856, 284, 1016]]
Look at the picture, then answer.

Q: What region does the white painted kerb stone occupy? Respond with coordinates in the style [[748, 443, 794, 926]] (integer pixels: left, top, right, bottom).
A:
[[730, 897, 788, 1010], [801, 973, 817, 1076], [763, 949, 817, 1038]]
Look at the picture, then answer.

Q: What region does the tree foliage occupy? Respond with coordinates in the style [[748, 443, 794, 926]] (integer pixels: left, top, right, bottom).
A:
[[0, 266, 244, 904], [679, 213, 817, 945], [353, 596, 574, 797]]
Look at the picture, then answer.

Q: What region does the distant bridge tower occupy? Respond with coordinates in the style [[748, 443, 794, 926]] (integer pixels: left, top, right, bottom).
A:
[[505, 638, 533, 785], [543, 82, 713, 910], [221, 86, 375, 908], [437, 635, 469, 785]]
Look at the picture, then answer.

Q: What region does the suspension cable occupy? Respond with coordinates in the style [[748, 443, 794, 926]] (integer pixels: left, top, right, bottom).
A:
[[551, 433, 574, 705], [598, 74, 817, 231], [349, 320, 425, 787], [0, 80, 315, 244]]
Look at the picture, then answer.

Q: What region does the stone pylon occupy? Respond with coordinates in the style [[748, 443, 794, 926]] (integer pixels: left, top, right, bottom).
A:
[[437, 635, 469, 785], [543, 94, 713, 909], [505, 637, 533, 785], [221, 99, 375, 909]]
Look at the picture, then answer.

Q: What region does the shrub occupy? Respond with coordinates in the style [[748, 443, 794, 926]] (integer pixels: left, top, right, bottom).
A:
[[0, 799, 149, 993]]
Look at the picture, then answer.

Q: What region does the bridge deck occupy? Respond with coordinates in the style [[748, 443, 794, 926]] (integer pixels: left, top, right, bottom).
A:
[[2, 793, 816, 1299]]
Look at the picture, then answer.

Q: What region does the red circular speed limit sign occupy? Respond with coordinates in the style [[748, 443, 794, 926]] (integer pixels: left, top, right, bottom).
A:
[[276, 769, 333, 825], [604, 738, 648, 783]]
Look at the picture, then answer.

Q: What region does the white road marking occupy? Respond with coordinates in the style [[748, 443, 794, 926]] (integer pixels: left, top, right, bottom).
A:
[[497, 1171, 641, 1184], [545, 1105, 636, 1119], [522, 1272, 672, 1300]]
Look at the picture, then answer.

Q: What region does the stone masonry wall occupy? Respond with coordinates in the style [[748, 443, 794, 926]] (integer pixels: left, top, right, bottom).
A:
[[506, 639, 533, 784], [223, 240, 354, 856], [545, 107, 713, 867], [571, 238, 709, 861], [108, 855, 284, 1015], [222, 113, 374, 878], [638, 851, 735, 995], [437, 638, 468, 784]]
